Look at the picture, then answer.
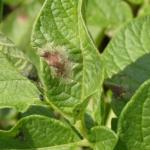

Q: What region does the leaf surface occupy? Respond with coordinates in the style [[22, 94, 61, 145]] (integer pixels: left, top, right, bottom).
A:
[[0, 35, 40, 111], [4, 0, 23, 6], [86, 0, 132, 44], [0, 115, 80, 149], [127, 0, 144, 4], [32, 0, 103, 113], [138, 4, 150, 16], [89, 126, 118, 150], [21, 105, 54, 118], [102, 16, 150, 114], [1, 0, 42, 70], [102, 16, 150, 78], [117, 79, 150, 150], [0, 33, 36, 77]]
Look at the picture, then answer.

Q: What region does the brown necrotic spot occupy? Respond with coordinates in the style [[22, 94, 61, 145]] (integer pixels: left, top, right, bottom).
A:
[[104, 83, 126, 98], [41, 51, 68, 77]]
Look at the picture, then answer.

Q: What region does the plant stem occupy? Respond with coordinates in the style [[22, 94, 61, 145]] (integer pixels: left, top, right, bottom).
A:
[[106, 109, 116, 128], [45, 97, 70, 120], [63, 117, 83, 139], [45, 98, 83, 139], [75, 119, 87, 138], [76, 139, 93, 149], [81, 114, 88, 137]]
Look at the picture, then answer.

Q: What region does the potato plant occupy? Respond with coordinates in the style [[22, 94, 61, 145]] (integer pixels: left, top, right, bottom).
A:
[[0, 0, 150, 149]]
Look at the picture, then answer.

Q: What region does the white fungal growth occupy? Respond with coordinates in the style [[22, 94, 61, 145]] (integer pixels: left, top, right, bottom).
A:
[[38, 43, 74, 81]]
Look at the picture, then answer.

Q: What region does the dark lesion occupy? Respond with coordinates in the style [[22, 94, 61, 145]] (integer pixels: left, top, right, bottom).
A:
[[103, 82, 126, 98], [41, 51, 69, 77]]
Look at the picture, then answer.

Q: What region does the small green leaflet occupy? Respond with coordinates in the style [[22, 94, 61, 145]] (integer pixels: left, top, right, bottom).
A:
[[89, 126, 118, 150], [31, 0, 104, 113], [0, 34, 40, 112], [117, 79, 150, 150]]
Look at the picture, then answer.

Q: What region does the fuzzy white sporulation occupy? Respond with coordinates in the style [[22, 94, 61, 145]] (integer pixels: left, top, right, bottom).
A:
[[38, 43, 74, 82]]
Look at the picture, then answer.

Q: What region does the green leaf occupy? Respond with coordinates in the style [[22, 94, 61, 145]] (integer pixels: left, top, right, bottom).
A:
[[31, 0, 103, 113], [26, 144, 81, 150], [1, 0, 42, 69], [101, 16, 150, 114], [138, 4, 150, 16], [4, 0, 44, 6], [0, 115, 80, 149], [1, 0, 41, 47], [0, 33, 36, 77], [102, 16, 150, 78], [89, 126, 118, 150], [117, 79, 150, 150], [86, 0, 133, 45], [21, 105, 54, 118], [127, 0, 144, 4], [4, 0, 23, 6], [0, 35, 40, 112]]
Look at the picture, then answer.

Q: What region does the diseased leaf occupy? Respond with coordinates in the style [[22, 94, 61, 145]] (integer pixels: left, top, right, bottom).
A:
[[86, 0, 133, 45], [31, 0, 104, 114], [101, 16, 150, 114], [117, 79, 150, 150], [0, 115, 80, 149], [0, 34, 40, 112], [89, 126, 118, 150]]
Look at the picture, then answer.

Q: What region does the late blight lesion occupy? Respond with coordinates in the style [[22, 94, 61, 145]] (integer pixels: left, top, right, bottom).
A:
[[38, 44, 74, 80]]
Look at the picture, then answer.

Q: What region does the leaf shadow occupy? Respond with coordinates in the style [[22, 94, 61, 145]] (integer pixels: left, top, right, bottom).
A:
[[107, 53, 150, 115]]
